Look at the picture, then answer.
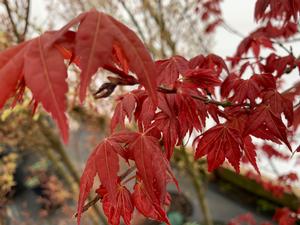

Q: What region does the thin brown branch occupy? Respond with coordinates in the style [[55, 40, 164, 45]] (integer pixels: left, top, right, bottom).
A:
[[142, 0, 176, 55], [118, 0, 146, 43], [157, 0, 166, 58], [22, 0, 31, 38], [157, 85, 250, 108], [273, 41, 293, 55], [94, 77, 250, 108], [3, 0, 21, 42]]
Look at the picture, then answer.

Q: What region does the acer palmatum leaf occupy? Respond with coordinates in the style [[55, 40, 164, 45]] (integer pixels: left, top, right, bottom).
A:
[[153, 112, 180, 160], [244, 105, 292, 151], [111, 101, 127, 132], [137, 97, 156, 131], [156, 55, 189, 86], [194, 124, 243, 172], [77, 139, 120, 225], [231, 78, 261, 104], [128, 132, 169, 209], [133, 182, 170, 224], [0, 42, 28, 108], [77, 150, 97, 225], [262, 90, 294, 127], [182, 68, 221, 89], [24, 33, 69, 143], [102, 185, 134, 225], [66, 9, 157, 104], [244, 136, 260, 174], [96, 139, 120, 201]]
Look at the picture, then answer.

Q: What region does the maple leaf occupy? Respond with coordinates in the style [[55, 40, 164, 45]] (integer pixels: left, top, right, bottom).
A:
[[102, 185, 134, 225], [230, 77, 261, 104], [156, 55, 189, 86], [273, 207, 297, 225], [205, 18, 223, 33], [77, 150, 97, 224], [133, 181, 170, 224], [243, 136, 260, 173], [263, 53, 295, 77], [136, 97, 156, 131], [189, 53, 229, 76], [194, 124, 243, 172], [182, 68, 221, 89], [77, 139, 121, 224], [235, 32, 273, 58], [111, 93, 137, 132], [95, 140, 120, 201], [57, 9, 158, 104], [262, 90, 294, 126], [175, 90, 207, 137], [225, 111, 259, 172], [278, 172, 298, 183], [129, 133, 168, 204], [252, 73, 276, 90], [0, 41, 28, 109], [255, 0, 300, 23], [260, 21, 299, 39], [24, 33, 69, 142], [244, 105, 292, 150], [221, 73, 239, 99], [153, 111, 180, 159]]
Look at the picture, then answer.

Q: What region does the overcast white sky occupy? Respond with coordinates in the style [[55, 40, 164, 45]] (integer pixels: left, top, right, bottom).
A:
[[213, 0, 256, 56]]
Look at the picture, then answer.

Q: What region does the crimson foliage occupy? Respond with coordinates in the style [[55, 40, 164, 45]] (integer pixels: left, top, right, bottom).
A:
[[0, 2, 300, 225]]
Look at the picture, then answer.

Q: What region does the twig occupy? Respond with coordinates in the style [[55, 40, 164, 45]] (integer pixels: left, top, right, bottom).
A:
[[74, 195, 101, 218], [3, 0, 21, 42], [141, 0, 176, 54], [118, 0, 146, 43], [274, 41, 293, 55], [22, 0, 31, 38], [95, 79, 250, 108], [157, 85, 250, 108], [221, 21, 245, 39]]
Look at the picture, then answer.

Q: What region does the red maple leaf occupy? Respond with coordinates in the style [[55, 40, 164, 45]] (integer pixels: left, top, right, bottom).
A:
[[0, 41, 28, 109], [127, 131, 170, 206], [156, 55, 189, 86], [24, 33, 69, 142], [262, 90, 294, 126], [152, 111, 180, 159], [70, 10, 158, 104], [77, 138, 121, 224], [189, 53, 229, 76], [273, 207, 297, 225], [194, 124, 244, 172], [133, 181, 170, 224], [231, 78, 261, 104], [111, 92, 137, 132], [255, 0, 300, 23], [102, 185, 134, 225], [235, 32, 273, 58], [244, 105, 292, 150], [0, 9, 159, 143]]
